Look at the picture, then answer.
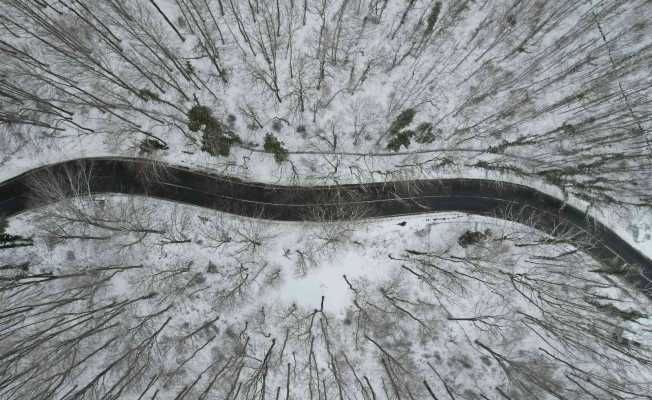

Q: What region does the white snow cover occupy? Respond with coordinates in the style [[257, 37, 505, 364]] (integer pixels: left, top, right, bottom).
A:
[[2, 196, 650, 399], [1, 0, 652, 398]]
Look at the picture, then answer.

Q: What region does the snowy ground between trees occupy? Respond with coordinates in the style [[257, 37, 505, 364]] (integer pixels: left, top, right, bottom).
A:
[[1, 195, 651, 399], [2, 0, 652, 258], [2, 0, 652, 398]]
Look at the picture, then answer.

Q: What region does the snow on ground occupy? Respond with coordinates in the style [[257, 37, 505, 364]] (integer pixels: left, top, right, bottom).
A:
[[2, 0, 651, 257], [3, 141, 652, 266], [2, 195, 650, 399], [1, 0, 652, 398]]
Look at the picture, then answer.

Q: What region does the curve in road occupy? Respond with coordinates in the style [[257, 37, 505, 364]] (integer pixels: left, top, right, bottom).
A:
[[1, 157, 650, 293]]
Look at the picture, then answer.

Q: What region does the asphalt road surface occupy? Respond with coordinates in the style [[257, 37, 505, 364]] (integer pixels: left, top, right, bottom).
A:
[[1, 157, 650, 292]]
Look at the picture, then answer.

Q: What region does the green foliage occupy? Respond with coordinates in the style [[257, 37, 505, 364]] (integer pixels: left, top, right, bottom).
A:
[[188, 105, 242, 157], [138, 88, 160, 102], [188, 105, 214, 132], [414, 122, 435, 144], [386, 130, 413, 152], [263, 133, 289, 163], [389, 109, 416, 135], [425, 2, 442, 35], [457, 229, 491, 248], [202, 126, 241, 157], [386, 108, 418, 151], [487, 140, 509, 154]]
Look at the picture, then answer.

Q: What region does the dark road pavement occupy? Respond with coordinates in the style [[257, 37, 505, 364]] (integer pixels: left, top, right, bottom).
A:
[[1, 157, 650, 292]]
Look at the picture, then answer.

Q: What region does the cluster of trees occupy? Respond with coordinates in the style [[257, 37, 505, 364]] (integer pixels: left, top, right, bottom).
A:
[[1, 1, 651, 397], [0, 163, 649, 399], [384, 109, 436, 151], [2, 0, 650, 207]]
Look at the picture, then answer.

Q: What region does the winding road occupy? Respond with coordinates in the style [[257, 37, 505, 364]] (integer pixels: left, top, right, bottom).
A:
[[1, 157, 650, 292]]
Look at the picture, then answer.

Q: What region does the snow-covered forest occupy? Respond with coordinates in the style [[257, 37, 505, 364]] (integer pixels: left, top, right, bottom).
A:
[[2, 189, 651, 400], [1, 0, 651, 399], [2, 0, 651, 200]]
